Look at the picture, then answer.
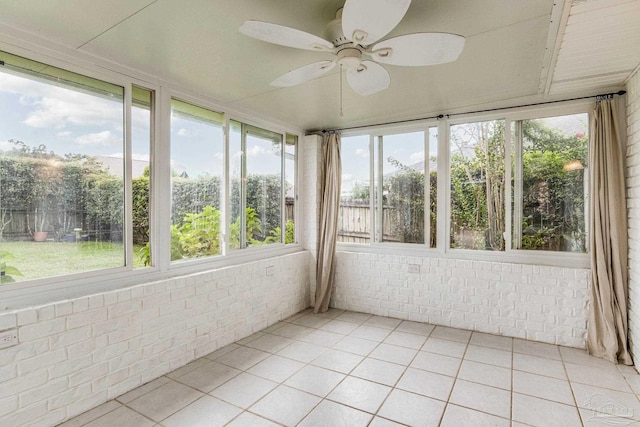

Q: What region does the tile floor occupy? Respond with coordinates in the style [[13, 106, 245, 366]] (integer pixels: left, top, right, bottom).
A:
[[59, 309, 640, 427]]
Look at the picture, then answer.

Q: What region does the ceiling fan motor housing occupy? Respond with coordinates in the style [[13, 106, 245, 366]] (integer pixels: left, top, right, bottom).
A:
[[337, 47, 362, 69]]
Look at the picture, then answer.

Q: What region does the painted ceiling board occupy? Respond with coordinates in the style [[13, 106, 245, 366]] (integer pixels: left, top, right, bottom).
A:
[[549, 0, 640, 95], [0, 0, 157, 48]]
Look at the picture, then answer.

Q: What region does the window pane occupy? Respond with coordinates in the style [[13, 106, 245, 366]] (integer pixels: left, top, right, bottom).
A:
[[170, 99, 223, 261], [381, 131, 425, 244], [245, 125, 282, 246], [285, 134, 297, 244], [338, 135, 370, 243], [132, 87, 152, 267], [230, 121, 283, 249], [0, 51, 125, 283], [520, 113, 588, 252], [428, 127, 438, 248], [450, 120, 505, 250]]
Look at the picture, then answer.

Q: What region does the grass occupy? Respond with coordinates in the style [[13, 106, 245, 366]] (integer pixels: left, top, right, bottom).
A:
[[1, 240, 147, 283]]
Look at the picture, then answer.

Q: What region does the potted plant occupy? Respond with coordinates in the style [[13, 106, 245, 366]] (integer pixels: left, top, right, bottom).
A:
[[28, 158, 62, 242]]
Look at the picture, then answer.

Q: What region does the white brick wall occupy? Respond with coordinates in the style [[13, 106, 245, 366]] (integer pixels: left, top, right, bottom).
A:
[[331, 252, 590, 348], [0, 252, 310, 427], [303, 134, 322, 306], [627, 68, 640, 365]]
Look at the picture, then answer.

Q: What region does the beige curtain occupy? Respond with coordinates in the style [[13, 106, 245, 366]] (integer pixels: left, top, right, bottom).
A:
[[314, 132, 342, 313], [587, 97, 632, 365]]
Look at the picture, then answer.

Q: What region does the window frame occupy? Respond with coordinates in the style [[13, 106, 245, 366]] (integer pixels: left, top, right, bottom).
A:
[[337, 103, 592, 268], [0, 45, 304, 308]]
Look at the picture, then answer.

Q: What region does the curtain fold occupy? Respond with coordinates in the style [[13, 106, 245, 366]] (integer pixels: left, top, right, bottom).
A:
[[587, 98, 632, 365], [314, 132, 342, 313]]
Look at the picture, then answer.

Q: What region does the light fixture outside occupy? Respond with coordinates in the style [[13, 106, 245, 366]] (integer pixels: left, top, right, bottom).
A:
[[563, 160, 584, 171]]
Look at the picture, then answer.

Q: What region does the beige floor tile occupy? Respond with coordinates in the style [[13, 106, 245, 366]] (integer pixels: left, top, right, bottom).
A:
[[246, 354, 305, 383], [174, 360, 241, 392], [368, 417, 406, 426], [513, 370, 574, 405], [334, 311, 372, 324], [369, 343, 418, 365], [350, 325, 393, 342], [58, 401, 122, 427], [362, 315, 403, 330], [209, 373, 276, 408], [579, 408, 639, 427], [449, 380, 511, 419], [214, 346, 271, 371], [276, 341, 328, 363], [395, 320, 435, 336], [512, 393, 582, 427], [470, 332, 513, 351], [299, 329, 345, 347], [84, 406, 154, 427], [203, 343, 241, 361], [422, 337, 467, 358], [161, 395, 242, 427], [396, 367, 455, 401], [430, 326, 472, 343], [236, 331, 265, 345], [513, 352, 567, 379], [327, 376, 391, 413], [291, 313, 331, 329], [116, 376, 171, 404], [270, 323, 314, 340], [464, 345, 512, 368], [126, 379, 203, 422], [571, 382, 640, 419], [319, 319, 359, 335], [249, 385, 321, 426], [513, 339, 561, 360], [377, 389, 446, 426], [351, 357, 406, 386], [166, 358, 210, 379], [457, 360, 511, 390], [384, 331, 427, 350], [410, 351, 462, 377], [298, 400, 372, 427], [559, 347, 615, 368], [226, 411, 280, 427], [284, 365, 345, 396], [440, 403, 510, 427], [565, 362, 632, 393], [332, 335, 378, 356], [244, 333, 294, 353], [310, 348, 364, 374]]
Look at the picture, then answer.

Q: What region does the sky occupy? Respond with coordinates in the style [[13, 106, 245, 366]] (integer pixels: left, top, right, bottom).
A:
[[341, 129, 437, 195]]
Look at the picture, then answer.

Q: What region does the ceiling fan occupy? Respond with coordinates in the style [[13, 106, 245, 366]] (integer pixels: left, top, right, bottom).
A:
[[239, 0, 465, 96]]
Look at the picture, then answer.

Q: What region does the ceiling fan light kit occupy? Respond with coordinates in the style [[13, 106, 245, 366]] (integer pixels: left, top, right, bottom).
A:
[[239, 0, 465, 96]]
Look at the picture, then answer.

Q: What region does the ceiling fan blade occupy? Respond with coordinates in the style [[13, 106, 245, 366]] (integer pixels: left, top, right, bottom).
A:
[[271, 61, 336, 87], [346, 61, 390, 96], [342, 0, 411, 46], [240, 20, 334, 51], [370, 33, 465, 66]]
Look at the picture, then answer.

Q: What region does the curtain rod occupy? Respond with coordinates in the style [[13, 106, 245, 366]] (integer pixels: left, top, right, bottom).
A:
[[319, 90, 627, 133]]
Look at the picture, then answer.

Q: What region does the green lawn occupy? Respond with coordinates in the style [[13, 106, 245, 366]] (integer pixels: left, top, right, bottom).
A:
[[1, 241, 146, 283]]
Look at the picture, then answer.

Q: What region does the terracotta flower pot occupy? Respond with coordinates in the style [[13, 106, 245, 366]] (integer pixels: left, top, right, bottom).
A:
[[33, 231, 48, 242]]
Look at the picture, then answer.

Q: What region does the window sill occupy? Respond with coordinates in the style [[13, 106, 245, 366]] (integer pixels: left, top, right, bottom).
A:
[[336, 242, 590, 269]]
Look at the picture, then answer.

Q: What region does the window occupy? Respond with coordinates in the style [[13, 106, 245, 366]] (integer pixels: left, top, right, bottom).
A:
[[230, 121, 283, 249], [514, 113, 589, 252], [449, 120, 506, 251], [169, 99, 224, 261], [284, 134, 297, 244], [338, 135, 371, 243], [132, 86, 153, 267], [376, 131, 427, 244], [0, 51, 125, 282]]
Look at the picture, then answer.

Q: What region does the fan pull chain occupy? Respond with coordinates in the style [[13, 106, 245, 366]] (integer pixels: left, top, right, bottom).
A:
[[339, 64, 344, 117]]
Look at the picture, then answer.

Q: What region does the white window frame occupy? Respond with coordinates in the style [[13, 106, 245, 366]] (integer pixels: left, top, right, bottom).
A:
[[337, 102, 592, 268]]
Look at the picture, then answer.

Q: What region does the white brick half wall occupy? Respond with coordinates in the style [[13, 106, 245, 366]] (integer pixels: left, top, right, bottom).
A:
[[0, 252, 310, 427], [627, 68, 640, 365], [331, 251, 590, 348]]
